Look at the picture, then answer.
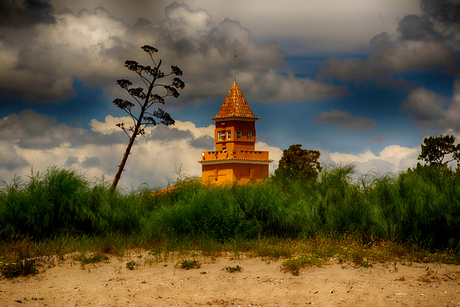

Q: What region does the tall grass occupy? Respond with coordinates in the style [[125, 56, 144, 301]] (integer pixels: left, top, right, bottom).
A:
[[1, 164, 459, 250], [0, 167, 149, 239]]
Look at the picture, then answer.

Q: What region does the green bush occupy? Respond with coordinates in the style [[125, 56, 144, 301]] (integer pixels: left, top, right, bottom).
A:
[[0, 258, 39, 278], [147, 184, 252, 241], [0, 167, 146, 239], [0, 164, 459, 250]]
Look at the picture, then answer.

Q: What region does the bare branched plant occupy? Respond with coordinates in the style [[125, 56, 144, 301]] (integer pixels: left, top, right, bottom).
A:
[[111, 45, 185, 192]]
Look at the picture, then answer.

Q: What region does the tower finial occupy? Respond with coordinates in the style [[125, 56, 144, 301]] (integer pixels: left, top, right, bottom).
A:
[[234, 50, 237, 83]]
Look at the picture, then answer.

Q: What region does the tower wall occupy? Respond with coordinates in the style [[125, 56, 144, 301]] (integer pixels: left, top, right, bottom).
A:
[[201, 163, 269, 185], [214, 120, 256, 152]]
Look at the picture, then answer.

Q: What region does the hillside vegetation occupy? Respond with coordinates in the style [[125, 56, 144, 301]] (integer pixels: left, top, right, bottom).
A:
[[1, 164, 459, 249], [1, 164, 459, 277]]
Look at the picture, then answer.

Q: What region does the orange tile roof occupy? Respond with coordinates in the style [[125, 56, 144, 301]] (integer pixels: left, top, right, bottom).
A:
[[212, 82, 260, 120]]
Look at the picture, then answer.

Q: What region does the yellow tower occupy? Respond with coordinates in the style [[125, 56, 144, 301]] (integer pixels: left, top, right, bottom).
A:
[[199, 81, 273, 184]]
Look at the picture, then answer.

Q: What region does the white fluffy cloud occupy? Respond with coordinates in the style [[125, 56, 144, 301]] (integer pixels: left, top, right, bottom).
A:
[[0, 2, 345, 103], [0, 109, 436, 188], [0, 110, 282, 189], [52, 0, 422, 54], [323, 145, 420, 175]]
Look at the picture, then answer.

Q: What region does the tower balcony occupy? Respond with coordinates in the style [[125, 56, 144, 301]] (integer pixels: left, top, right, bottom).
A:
[[199, 149, 271, 164]]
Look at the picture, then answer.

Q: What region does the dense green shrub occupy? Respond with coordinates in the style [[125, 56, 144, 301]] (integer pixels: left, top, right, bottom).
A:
[[1, 164, 459, 250], [0, 167, 147, 239], [147, 184, 252, 241]]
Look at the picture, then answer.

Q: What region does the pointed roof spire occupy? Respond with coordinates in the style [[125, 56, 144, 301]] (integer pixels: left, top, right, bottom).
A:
[[212, 82, 259, 120]]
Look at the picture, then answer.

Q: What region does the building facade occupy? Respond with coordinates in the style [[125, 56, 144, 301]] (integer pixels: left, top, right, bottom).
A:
[[199, 81, 272, 184]]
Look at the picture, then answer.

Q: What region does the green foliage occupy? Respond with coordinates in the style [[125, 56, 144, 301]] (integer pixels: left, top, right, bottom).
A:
[[0, 258, 39, 278], [281, 255, 328, 275], [274, 144, 322, 182], [177, 259, 200, 270], [0, 166, 147, 240], [147, 183, 253, 241], [126, 261, 137, 270], [1, 164, 460, 252], [418, 134, 460, 166], [256, 241, 293, 260], [386, 164, 460, 248], [76, 253, 109, 267], [225, 265, 242, 272]]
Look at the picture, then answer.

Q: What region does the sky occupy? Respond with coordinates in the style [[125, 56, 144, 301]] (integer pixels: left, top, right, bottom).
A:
[[1, 0, 460, 189]]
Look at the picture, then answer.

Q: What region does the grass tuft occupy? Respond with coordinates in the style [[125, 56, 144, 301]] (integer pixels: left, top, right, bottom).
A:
[[225, 265, 242, 273], [75, 253, 109, 268], [281, 255, 328, 275], [0, 258, 39, 278], [177, 259, 200, 270], [126, 261, 137, 270]]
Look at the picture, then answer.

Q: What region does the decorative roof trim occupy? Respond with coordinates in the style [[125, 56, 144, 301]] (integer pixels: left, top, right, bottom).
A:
[[211, 116, 259, 121], [199, 158, 273, 165]]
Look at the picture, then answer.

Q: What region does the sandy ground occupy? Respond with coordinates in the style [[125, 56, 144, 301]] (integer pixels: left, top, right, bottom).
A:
[[1, 252, 459, 307]]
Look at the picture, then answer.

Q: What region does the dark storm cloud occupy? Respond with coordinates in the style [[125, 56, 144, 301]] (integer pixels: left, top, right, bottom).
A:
[[0, 141, 30, 171], [0, 159, 29, 171], [64, 156, 79, 168], [420, 0, 460, 27], [142, 3, 215, 58], [314, 110, 376, 131], [146, 125, 193, 142], [369, 32, 396, 52], [400, 87, 447, 128], [76, 130, 126, 146], [81, 156, 101, 169], [398, 0, 460, 50], [374, 76, 414, 91], [319, 33, 398, 80], [420, 0, 460, 53], [132, 4, 289, 94], [319, 32, 452, 81], [319, 0, 459, 82], [397, 15, 441, 42], [400, 80, 460, 132], [0, 109, 54, 139], [189, 135, 214, 149], [0, 7, 134, 102], [0, 109, 80, 149], [0, 2, 345, 103], [0, 0, 55, 28], [370, 134, 387, 143]]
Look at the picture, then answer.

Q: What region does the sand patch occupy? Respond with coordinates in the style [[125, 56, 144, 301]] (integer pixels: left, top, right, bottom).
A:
[[1, 253, 459, 306]]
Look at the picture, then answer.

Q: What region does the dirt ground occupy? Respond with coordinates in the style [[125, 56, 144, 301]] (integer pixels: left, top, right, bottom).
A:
[[1, 252, 459, 307]]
